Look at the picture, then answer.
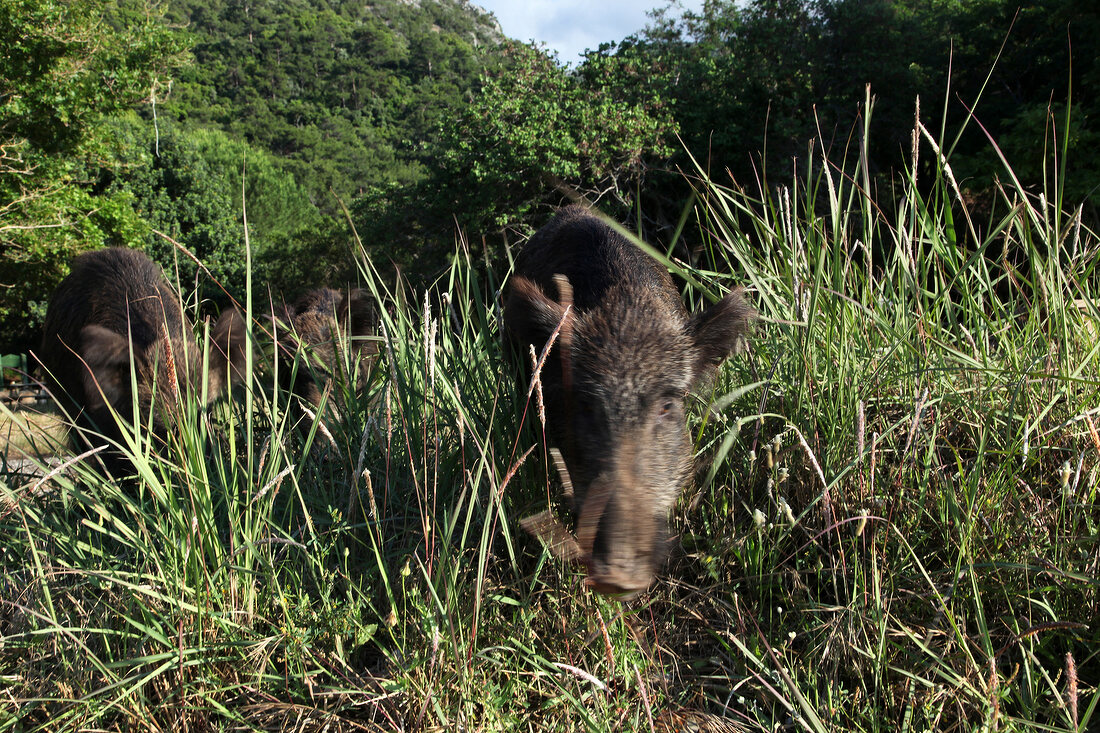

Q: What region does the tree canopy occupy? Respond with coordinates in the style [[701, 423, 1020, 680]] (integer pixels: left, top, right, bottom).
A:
[[3, 0, 1098, 351], [164, 0, 503, 207], [0, 0, 187, 348]]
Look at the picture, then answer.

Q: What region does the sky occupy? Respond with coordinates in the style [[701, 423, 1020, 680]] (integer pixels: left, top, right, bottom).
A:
[[471, 0, 704, 65]]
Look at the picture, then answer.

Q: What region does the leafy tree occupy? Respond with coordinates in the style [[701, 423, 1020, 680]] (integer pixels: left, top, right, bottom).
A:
[[164, 0, 502, 210], [0, 0, 186, 350], [104, 117, 334, 300], [439, 42, 676, 222], [605, 0, 1100, 217], [354, 40, 678, 279]]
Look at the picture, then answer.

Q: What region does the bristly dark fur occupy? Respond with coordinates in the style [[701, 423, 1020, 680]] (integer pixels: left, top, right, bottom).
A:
[[505, 205, 756, 598], [274, 287, 377, 410], [36, 247, 248, 477]]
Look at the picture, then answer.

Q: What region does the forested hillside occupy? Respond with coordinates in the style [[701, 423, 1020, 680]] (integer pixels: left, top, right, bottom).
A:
[[2, 0, 1099, 351], [164, 0, 502, 202], [0, 0, 503, 349]]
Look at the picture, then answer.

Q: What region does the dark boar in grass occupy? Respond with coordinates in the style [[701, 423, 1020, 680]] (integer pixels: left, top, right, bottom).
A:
[[273, 287, 377, 410], [505, 205, 755, 598], [37, 247, 248, 476]]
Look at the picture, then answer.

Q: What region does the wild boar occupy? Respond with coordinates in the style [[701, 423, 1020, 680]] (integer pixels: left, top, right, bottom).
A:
[[37, 247, 248, 476], [273, 287, 377, 410], [505, 205, 755, 598]]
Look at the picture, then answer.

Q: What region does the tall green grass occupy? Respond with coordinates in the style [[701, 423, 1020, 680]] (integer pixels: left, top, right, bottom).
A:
[[1, 99, 1098, 731]]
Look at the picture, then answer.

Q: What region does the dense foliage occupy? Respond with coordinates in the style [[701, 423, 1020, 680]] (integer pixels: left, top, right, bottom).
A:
[[164, 0, 503, 206], [0, 0, 501, 349], [598, 0, 1100, 223], [3, 0, 1099, 346], [353, 0, 1100, 281], [0, 0, 186, 348], [102, 117, 346, 297], [352, 40, 678, 276]]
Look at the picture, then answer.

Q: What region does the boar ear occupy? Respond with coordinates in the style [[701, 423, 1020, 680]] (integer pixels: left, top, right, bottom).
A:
[[505, 276, 567, 352], [208, 308, 249, 396], [688, 287, 756, 379], [80, 325, 132, 410], [339, 288, 375, 338]]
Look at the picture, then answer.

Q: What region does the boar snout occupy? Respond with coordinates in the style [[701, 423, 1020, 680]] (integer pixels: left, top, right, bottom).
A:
[[572, 426, 683, 597], [580, 484, 669, 599]]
